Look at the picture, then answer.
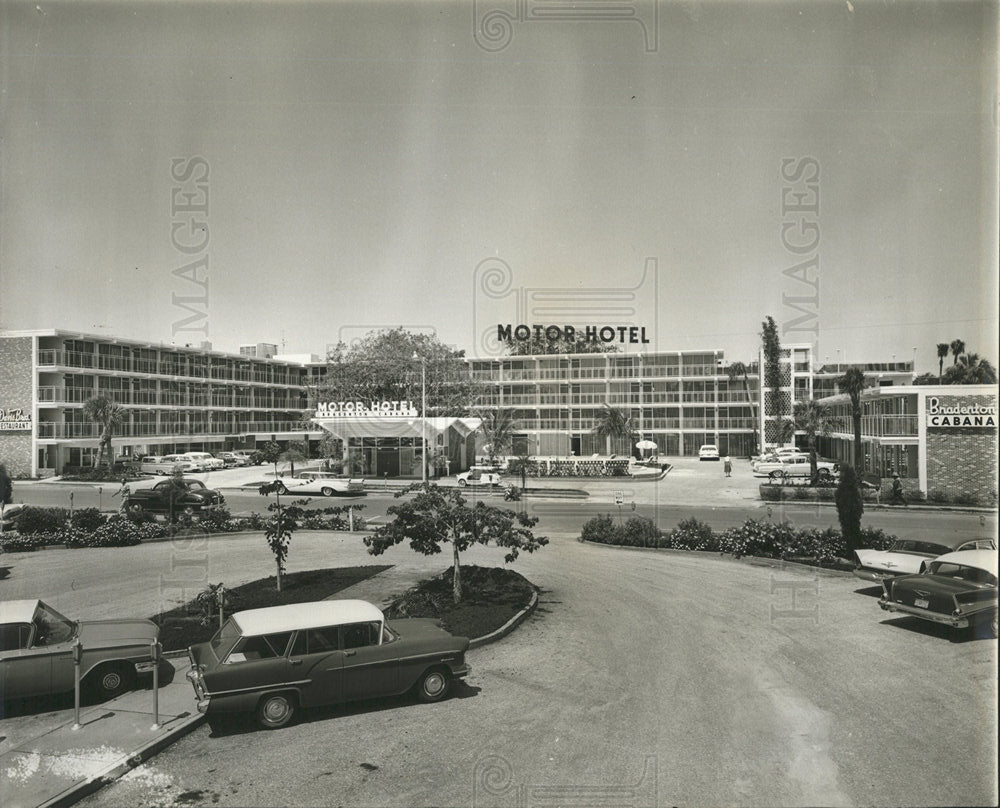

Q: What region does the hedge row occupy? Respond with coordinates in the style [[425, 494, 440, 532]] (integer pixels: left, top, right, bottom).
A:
[[761, 484, 997, 507], [1, 504, 367, 552], [582, 514, 897, 565]]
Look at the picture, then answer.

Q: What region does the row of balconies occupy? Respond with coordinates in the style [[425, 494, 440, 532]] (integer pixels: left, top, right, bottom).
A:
[[534, 417, 757, 431], [37, 350, 308, 386], [37, 386, 306, 409], [37, 419, 316, 439]]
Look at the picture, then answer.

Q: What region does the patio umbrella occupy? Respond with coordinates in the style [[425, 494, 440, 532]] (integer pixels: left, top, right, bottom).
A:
[[635, 439, 657, 457]]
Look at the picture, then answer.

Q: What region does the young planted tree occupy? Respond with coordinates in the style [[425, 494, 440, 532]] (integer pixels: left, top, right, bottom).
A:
[[835, 464, 865, 554], [279, 445, 307, 477], [258, 481, 295, 591], [592, 403, 637, 457], [364, 484, 548, 603], [726, 361, 758, 456], [836, 367, 867, 474], [82, 395, 126, 468], [259, 440, 283, 478]]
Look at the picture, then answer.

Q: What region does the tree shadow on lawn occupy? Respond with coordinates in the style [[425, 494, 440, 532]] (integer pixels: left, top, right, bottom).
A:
[[151, 565, 393, 652], [206, 680, 481, 737]]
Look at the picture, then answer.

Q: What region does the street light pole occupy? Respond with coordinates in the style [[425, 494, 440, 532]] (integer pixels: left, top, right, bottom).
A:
[[413, 352, 426, 484]]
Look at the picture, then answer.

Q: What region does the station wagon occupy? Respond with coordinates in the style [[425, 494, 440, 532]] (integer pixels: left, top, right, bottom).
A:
[[186, 600, 470, 728]]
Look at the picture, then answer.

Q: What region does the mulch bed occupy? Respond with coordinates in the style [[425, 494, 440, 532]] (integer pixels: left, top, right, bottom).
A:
[[383, 564, 535, 639], [151, 565, 391, 650]]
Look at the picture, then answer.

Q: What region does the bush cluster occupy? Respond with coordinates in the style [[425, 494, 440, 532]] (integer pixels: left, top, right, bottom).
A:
[[580, 514, 897, 565], [0, 531, 49, 552]]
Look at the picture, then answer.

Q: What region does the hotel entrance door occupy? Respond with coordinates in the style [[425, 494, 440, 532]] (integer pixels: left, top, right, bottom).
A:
[[376, 448, 400, 477]]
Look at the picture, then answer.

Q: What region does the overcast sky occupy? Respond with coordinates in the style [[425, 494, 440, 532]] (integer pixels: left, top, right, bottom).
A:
[[1, 0, 996, 372]]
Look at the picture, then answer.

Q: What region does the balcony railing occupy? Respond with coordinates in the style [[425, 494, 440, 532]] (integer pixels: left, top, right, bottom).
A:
[[37, 419, 317, 439]]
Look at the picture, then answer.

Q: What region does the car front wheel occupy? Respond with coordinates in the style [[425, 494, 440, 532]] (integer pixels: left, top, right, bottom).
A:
[[457, 479, 467, 487], [320, 487, 335, 497], [256, 692, 296, 729], [88, 663, 133, 701], [415, 667, 450, 703]]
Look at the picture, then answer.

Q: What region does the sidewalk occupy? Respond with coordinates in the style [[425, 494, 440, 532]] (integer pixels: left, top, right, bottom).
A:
[[1, 657, 201, 808]]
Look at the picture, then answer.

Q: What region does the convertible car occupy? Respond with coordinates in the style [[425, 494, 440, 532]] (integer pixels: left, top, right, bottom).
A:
[[854, 537, 996, 583], [0, 599, 159, 702], [879, 550, 998, 639], [186, 599, 470, 728]]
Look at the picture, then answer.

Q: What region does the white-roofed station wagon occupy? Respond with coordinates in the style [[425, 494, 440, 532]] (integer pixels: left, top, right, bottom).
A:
[[186, 600, 471, 729]]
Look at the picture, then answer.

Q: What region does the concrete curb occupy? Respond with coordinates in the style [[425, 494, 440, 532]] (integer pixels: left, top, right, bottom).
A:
[[468, 588, 540, 649]]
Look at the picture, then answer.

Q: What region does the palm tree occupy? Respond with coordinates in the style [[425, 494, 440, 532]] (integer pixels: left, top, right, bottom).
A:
[[476, 408, 518, 467], [780, 399, 841, 484], [592, 404, 637, 457], [936, 343, 949, 383], [82, 395, 126, 469], [945, 353, 998, 385], [726, 361, 758, 457], [949, 339, 966, 365], [836, 368, 866, 474]]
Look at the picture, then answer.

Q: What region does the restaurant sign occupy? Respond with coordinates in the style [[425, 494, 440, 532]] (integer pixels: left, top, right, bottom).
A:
[[315, 400, 418, 418], [0, 408, 32, 431], [926, 397, 997, 428]]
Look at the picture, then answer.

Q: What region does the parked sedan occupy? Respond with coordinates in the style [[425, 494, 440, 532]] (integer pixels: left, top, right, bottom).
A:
[[456, 467, 503, 487], [879, 550, 998, 638], [755, 454, 838, 479], [186, 600, 471, 728], [125, 477, 225, 515], [854, 537, 996, 583], [0, 599, 159, 702], [276, 472, 366, 497], [698, 444, 720, 461]]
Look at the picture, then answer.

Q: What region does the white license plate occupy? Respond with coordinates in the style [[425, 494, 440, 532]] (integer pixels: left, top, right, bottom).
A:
[[914, 598, 929, 609]]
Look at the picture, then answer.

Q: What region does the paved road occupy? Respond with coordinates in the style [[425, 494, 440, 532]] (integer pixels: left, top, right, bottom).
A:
[[8, 482, 996, 543], [58, 532, 996, 808]]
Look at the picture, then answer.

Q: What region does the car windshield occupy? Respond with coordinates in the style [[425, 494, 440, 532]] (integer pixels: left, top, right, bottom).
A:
[[891, 541, 950, 556], [210, 617, 244, 660], [927, 562, 998, 587], [32, 602, 76, 646]]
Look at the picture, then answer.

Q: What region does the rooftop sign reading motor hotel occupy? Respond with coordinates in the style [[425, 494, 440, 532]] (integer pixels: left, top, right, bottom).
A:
[[315, 401, 419, 418], [926, 397, 997, 428]]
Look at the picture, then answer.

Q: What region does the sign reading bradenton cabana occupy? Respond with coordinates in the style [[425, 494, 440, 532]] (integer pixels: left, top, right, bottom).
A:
[[0, 408, 32, 431], [315, 401, 419, 418], [926, 397, 997, 429]]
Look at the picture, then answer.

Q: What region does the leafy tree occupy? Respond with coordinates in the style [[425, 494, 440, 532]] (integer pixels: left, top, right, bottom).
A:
[[257, 482, 301, 591], [279, 445, 307, 477], [364, 484, 547, 603], [82, 395, 126, 468], [936, 343, 950, 382], [592, 403, 637, 457], [477, 408, 518, 467], [318, 328, 479, 416], [949, 339, 966, 365], [780, 399, 840, 484], [258, 440, 283, 477], [912, 372, 939, 385], [836, 367, 867, 474], [835, 465, 865, 554], [726, 361, 758, 456]]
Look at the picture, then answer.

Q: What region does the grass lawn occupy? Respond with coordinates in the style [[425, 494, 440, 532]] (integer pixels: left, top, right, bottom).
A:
[[151, 565, 392, 650], [383, 564, 536, 639]]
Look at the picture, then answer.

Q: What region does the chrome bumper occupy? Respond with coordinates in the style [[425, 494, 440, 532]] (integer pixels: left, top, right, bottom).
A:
[[853, 568, 894, 583], [879, 598, 969, 628]]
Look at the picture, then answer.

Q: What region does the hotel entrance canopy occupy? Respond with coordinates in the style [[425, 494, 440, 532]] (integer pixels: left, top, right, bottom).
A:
[[311, 415, 481, 442]]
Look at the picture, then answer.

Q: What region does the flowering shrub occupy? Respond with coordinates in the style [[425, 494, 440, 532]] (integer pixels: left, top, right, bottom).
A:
[[65, 515, 162, 548], [620, 517, 662, 547], [0, 531, 49, 552], [664, 518, 717, 551], [18, 506, 68, 535], [71, 507, 105, 532], [580, 513, 618, 544]]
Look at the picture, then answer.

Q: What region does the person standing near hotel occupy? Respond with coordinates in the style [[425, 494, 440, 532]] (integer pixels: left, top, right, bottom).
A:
[[723, 456, 732, 477]]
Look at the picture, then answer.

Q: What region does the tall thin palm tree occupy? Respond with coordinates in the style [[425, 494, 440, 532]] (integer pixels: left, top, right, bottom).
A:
[[936, 343, 949, 383], [837, 367, 866, 474], [82, 395, 126, 469], [726, 361, 758, 456], [592, 403, 637, 457], [950, 339, 966, 365], [476, 408, 518, 467], [781, 399, 841, 484]]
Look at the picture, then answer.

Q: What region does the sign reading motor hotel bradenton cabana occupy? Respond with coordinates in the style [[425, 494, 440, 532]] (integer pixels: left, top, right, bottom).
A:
[[315, 401, 418, 418], [926, 396, 997, 428]]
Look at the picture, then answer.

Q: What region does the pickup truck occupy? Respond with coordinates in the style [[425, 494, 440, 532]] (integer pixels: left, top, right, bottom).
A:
[[125, 478, 225, 516]]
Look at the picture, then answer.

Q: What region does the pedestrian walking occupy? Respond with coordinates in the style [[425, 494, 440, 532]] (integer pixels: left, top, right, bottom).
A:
[[723, 456, 732, 477]]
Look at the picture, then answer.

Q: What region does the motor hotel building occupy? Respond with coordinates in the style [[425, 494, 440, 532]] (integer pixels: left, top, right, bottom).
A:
[[6, 327, 992, 500]]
